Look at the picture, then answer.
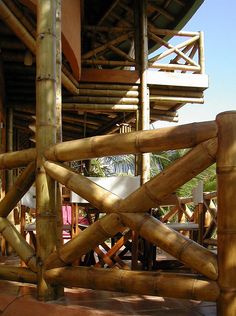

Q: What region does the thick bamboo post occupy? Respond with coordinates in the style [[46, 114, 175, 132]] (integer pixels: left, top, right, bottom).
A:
[[45, 267, 220, 302], [6, 108, 14, 192], [0, 217, 37, 272], [36, 0, 59, 300], [44, 121, 217, 162], [0, 162, 35, 218], [216, 112, 236, 315], [0, 265, 37, 284], [0, 148, 36, 169], [45, 213, 125, 269]]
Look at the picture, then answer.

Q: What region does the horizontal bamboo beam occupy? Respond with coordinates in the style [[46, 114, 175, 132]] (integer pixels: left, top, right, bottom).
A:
[[151, 96, 204, 104], [44, 121, 217, 162], [45, 267, 219, 302], [78, 83, 139, 91], [82, 59, 136, 67], [148, 25, 199, 37], [63, 95, 139, 105], [0, 217, 37, 272], [0, 148, 36, 169], [63, 103, 138, 112], [149, 63, 200, 72], [77, 88, 139, 98], [83, 25, 134, 33], [0, 265, 37, 284], [0, 162, 35, 218], [45, 213, 125, 269]]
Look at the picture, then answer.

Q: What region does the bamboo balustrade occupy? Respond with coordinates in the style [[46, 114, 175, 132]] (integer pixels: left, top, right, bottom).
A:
[[0, 0, 235, 314]]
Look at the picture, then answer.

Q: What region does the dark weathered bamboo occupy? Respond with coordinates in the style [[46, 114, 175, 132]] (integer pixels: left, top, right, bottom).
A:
[[0, 148, 36, 169], [36, 0, 58, 300], [45, 267, 220, 302], [0, 217, 37, 272], [0, 265, 37, 284], [216, 111, 236, 315], [44, 121, 217, 162], [0, 162, 35, 218], [45, 213, 125, 269]]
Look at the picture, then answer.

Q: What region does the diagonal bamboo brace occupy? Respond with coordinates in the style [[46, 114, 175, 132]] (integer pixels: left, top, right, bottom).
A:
[[45, 266, 220, 302], [0, 217, 37, 272], [0, 162, 36, 218], [45, 213, 125, 269], [121, 212, 218, 280], [44, 121, 217, 162], [44, 161, 121, 212]]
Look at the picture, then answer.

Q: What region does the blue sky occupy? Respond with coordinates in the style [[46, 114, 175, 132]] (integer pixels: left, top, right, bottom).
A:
[[155, 0, 236, 127]]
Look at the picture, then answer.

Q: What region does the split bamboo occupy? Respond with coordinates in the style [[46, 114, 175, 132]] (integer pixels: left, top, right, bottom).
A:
[[0, 148, 36, 169], [216, 112, 236, 315], [36, 0, 58, 300], [44, 121, 217, 162], [45, 213, 125, 269], [45, 267, 220, 302], [0, 217, 37, 272], [0, 265, 37, 284], [0, 162, 35, 218]]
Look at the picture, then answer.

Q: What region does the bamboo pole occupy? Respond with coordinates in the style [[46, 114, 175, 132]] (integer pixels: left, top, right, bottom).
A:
[[149, 63, 200, 72], [0, 162, 35, 218], [0, 0, 79, 95], [36, 0, 59, 300], [0, 265, 37, 284], [151, 96, 204, 104], [45, 213, 125, 269], [216, 111, 236, 315], [78, 83, 139, 91], [0, 217, 37, 272], [83, 25, 134, 33], [44, 161, 120, 213], [63, 103, 138, 112], [76, 88, 139, 98], [0, 148, 36, 169], [45, 267, 220, 302], [63, 96, 139, 105], [44, 121, 217, 162]]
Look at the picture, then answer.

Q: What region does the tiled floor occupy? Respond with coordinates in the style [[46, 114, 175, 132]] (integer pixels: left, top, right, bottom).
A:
[[0, 280, 217, 316], [0, 255, 217, 315]]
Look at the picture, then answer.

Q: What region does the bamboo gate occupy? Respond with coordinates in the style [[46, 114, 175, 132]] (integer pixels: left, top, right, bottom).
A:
[[0, 1, 235, 316]]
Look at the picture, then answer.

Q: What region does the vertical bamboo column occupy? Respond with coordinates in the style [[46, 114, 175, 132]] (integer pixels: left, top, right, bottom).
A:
[[199, 31, 205, 74], [36, 0, 59, 300], [138, 0, 150, 185], [216, 112, 236, 315]]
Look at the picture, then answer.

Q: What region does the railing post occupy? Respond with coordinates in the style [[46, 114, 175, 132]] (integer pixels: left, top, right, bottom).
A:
[[199, 31, 205, 74], [216, 111, 236, 315]]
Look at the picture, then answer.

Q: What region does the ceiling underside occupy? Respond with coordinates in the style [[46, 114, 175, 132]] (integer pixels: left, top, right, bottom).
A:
[[0, 0, 204, 146]]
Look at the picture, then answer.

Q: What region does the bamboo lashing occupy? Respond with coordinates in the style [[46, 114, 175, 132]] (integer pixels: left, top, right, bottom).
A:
[[0, 217, 37, 272], [45, 267, 219, 302], [45, 213, 125, 269], [44, 121, 217, 162], [0, 162, 35, 218], [0, 148, 36, 169], [216, 112, 236, 315]]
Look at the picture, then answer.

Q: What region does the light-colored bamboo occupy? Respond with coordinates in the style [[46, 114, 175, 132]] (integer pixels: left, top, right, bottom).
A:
[[0, 162, 35, 218], [44, 161, 120, 213], [149, 63, 200, 72], [0, 148, 36, 169], [63, 103, 138, 112], [148, 25, 199, 37], [78, 88, 139, 98], [0, 217, 37, 272], [151, 96, 204, 104], [199, 31, 205, 74], [78, 83, 139, 91], [36, 0, 58, 300], [0, 265, 37, 284], [45, 267, 220, 302], [150, 89, 203, 98], [121, 213, 218, 280], [216, 111, 236, 315], [44, 121, 217, 162], [45, 213, 125, 269]]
